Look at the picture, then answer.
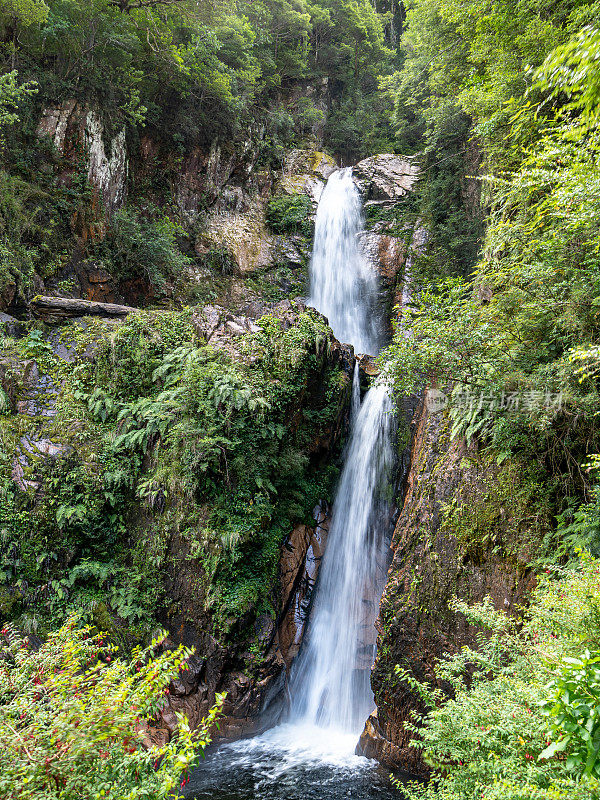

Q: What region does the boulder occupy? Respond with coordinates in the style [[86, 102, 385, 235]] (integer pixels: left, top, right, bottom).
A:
[[0, 313, 25, 338], [356, 710, 405, 767], [352, 154, 419, 203]]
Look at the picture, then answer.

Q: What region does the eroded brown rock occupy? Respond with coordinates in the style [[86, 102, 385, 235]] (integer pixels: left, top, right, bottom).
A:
[[278, 505, 329, 668]]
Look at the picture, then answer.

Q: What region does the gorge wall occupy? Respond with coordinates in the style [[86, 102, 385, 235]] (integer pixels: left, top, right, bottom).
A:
[[357, 391, 552, 772]]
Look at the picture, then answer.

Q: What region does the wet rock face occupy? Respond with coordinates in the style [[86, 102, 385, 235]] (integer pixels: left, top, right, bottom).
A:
[[357, 710, 404, 767], [357, 392, 546, 773], [360, 230, 407, 326], [278, 504, 330, 669]]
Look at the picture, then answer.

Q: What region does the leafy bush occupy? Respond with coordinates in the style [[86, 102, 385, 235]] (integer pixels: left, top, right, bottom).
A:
[[203, 247, 237, 275], [393, 554, 600, 800], [0, 616, 223, 800], [265, 194, 313, 237], [99, 209, 192, 290], [541, 649, 600, 778]]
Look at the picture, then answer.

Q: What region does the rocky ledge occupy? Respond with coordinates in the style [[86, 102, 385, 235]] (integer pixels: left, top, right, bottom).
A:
[[1, 298, 358, 746]]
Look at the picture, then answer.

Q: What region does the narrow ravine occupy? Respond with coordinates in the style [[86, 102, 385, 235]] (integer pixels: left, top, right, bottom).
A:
[[184, 168, 399, 800]]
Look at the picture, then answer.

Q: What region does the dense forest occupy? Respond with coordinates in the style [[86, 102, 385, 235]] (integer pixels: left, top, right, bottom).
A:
[[1, 0, 600, 797]]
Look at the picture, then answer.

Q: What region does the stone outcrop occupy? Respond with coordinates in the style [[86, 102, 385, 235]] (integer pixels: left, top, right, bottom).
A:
[[357, 391, 548, 772], [351, 156, 421, 331], [37, 102, 128, 216], [84, 111, 127, 215], [279, 149, 337, 205], [352, 154, 419, 204], [196, 149, 336, 277], [198, 197, 279, 274]]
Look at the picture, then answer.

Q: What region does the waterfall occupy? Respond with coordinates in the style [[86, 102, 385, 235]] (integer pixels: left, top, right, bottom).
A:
[[183, 167, 400, 798], [308, 169, 380, 356], [288, 168, 396, 734], [289, 378, 395, 730]]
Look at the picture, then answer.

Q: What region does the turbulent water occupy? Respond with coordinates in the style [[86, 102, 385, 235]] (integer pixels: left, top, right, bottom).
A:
[[186, 168, 398, 799], [183, 724, 400, 800]]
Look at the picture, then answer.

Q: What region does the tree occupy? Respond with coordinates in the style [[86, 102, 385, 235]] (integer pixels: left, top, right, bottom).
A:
[[0, 70, 37, 135]]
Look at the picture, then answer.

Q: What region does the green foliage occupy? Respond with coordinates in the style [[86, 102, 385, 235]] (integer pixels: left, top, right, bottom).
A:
[[0, 616, 224, 800], [541, 649, 600, 778], [203, 247, 237, 276], [382, 29, 600, 508], [0, 70, 37, 137], [535, 25, 600, 131], [0, 156, 92, 305], [0, 306, 347, 647], [265, 193, 313, 236], [98, 208, 192, 291], [393, 554, 600, 800], [1, 0, 48, 28]]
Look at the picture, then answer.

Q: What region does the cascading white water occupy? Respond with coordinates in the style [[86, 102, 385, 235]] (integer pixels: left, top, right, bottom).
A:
[[287, 168, 396, 734], [186, 168, 398, 796], [289, 378, 395, 730], [308, 169, 380, 356]]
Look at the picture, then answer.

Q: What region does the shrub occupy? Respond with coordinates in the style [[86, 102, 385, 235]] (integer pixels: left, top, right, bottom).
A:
[[393, 554, 600, 800], [0, 616, 223, 800], [99, 209, 192, 290], [265, 193, 313, 237]]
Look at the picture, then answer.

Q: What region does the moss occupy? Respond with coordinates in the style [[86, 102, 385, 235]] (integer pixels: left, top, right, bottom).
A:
[[439, 458, 551, 564]]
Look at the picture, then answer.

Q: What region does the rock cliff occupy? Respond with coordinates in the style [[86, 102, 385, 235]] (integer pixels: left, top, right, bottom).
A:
[[357, 391, 551, 772], [0, 298, 356, 741]]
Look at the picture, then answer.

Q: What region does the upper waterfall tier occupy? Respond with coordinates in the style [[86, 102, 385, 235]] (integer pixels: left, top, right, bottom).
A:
[[307, 169, 380, 356]]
